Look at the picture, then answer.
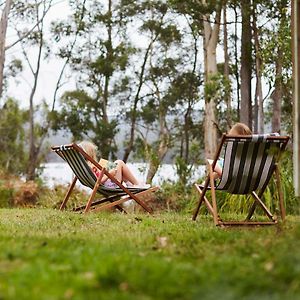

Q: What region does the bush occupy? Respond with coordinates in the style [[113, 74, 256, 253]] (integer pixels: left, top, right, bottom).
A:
[[0, 181, 13, 208], [155, 181, 198, 212], [37, 184, 91, 210]]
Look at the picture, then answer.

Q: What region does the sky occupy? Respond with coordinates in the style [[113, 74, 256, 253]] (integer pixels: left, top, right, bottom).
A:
[[4, 0, 74, 108], [2, 0, 249, 113]]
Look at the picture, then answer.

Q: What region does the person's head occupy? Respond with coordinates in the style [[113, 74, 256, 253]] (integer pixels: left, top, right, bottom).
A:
[[228, 122, 252, 136], [78, 141, 98, 161]]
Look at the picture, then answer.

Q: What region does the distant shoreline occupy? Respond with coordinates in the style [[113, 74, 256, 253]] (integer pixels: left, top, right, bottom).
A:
[[41, 162, 205, 188]]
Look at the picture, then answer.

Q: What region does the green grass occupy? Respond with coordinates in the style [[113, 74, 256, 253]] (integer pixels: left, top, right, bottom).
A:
[[0, 209, 300, 300]]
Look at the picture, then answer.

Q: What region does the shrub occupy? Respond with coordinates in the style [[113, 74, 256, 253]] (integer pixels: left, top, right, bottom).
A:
[[0, 181, 13, 208]]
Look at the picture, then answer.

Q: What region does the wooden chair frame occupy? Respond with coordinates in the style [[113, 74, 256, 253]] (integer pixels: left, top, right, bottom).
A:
[[192, 134, 290, 226], [51, 143, 157, 214]]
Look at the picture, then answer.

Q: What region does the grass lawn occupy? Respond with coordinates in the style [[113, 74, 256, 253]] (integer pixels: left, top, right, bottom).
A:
[[0, 209, 300, 300]]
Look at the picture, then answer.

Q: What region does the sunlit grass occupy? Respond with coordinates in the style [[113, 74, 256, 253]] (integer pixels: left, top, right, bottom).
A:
[[0, 209, 300, 299]]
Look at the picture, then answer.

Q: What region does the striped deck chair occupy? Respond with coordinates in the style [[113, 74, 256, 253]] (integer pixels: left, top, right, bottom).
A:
[[51, 143, 157, 214], [192, 134, 290, 226]]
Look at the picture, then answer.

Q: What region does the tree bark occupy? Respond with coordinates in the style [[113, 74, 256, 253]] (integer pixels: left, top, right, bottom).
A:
[[202, 1, 221, 158], [122, 38, 156, 162], [146, 114, 170, 183], [240, 0, 252, 129], [26, 10, 44, 181], [0, 0, 13, 99], [253, 5, 264, 133], [145, 67, 170, 183], [233, 4, 240, 113], [26, 0, 52, 180], [271, 53, 283, 133], [223, 1, 232, 129]]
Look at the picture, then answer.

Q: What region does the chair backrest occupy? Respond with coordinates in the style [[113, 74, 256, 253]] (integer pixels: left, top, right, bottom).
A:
[[217, 134, 289, 194], [52, 144, 98, 190]]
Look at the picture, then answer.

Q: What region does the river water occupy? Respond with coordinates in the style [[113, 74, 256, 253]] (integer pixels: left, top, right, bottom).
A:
[[41, 162, 205, 188]]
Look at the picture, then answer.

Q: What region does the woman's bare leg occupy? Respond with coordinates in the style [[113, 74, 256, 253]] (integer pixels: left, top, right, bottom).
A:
[[114, 160, 139, 184]]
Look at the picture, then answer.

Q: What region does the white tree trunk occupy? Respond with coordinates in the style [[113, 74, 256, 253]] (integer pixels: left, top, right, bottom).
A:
[[0, 0, 13, 99], [202, 3, 221, 158]]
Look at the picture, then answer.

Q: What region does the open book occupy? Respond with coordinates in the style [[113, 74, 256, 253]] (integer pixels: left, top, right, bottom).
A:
[[99, 158, 109, 169], [99, 158, 118, 171]]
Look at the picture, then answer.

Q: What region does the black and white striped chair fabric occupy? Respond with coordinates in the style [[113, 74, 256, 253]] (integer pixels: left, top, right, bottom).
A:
[[216, 134, 284, 194], [53, 145, 140, 195]]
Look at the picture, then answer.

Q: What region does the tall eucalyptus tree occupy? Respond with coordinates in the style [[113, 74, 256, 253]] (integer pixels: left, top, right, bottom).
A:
[[0, 0, 12, 99], [52, 0, 135, 159], [168, 0, 222, 158], [127, 1, 188, 182], [240, 0, 252, 129], [4, 0, 56, 180]]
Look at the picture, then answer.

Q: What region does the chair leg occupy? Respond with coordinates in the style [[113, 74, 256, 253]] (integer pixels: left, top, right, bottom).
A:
[[92, 187, 158, 213], [74, 194, 123, 211], [245, 186, 267, 221], [192, 177, 210, 220], [275, 165, 286, 220], [251, 191, 276, 222], [60, 177, 77, 210], [246, 165, 285, 223], [103, 172, 154, 214], [208, 164, 219, 226], [93, 196, 132, 212], [193, 181, 222, 225], [245, 201, 256, 221], [124, 189, 154, 213], [84, 169, 105, 213], [194, 184, 213, 215]]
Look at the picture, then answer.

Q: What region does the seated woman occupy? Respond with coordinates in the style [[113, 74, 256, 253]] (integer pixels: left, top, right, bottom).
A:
[[208, 122, 252, 180], [78, 140, 150, 189]]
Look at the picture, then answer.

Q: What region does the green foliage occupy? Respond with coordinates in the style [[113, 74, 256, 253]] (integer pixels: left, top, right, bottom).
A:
[[50, 0, 135, 159], [0, 209, 300, 299], [0, 182, 13, 208], [50, 90, 119, 158], [0, 98, 27, 175], [174, 141, 202, 187], [164, 72, 201, 106], [168, 0, 223, 18], [7, 59, 23, 77], [258, 0, 292, 134], [154, 181, 197, 211], [204, 73, 228, 104], [3, 0, 295, 183], [267, 151, 299, 215], [38, 184, 90, 210], [175, 157, 193, 188]]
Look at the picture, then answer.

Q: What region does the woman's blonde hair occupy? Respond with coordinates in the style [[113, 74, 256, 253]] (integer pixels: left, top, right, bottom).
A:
[[78, 141, 98, 167], [228, 122, 252, 136]]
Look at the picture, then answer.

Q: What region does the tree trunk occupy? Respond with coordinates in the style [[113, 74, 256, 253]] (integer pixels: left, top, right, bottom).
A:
[[272, 53, 283, 133], [26, 1, 51, 180], [240, 0, 252, 129], [182, 22, 198, 163], [101, 0, 113, 159], [26, 23, 44, 181], [253, 5, 264, 133], [145, 75, 170, 183], [146, 115, 169, 183], [202, 2, 221, 158], [272, 5, 287, 134], [0, 0, 13, 99], [122, 38, 155, 162], [223, 1, 232, 129], [233, 4, 240, 113]]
